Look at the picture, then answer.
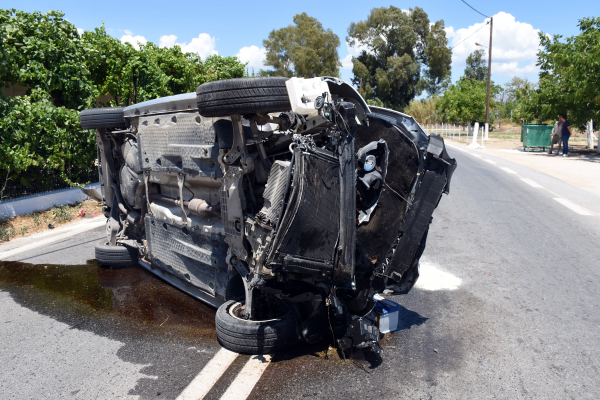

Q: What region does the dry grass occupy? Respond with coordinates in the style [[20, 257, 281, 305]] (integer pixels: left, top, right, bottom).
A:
[[0, 199, 104, 243]]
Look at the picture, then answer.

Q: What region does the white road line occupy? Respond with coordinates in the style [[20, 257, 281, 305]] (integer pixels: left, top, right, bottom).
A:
[[554, 198, 593, 216], [520, 178, 543, 188], [177, 348, 239, 400], [501, 167, 517, 174], [472, 154, 482, 158], [0, 217, 106, 259], [220, 354, 272, 400], [484, 159, 496, 164]]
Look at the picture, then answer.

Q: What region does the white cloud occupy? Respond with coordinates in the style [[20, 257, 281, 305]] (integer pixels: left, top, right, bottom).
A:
[[447, 12, 541, 77], [341, 42, 369, 70], [159, 34, 178, 48], [77, 28, 83, 36], [121, 34, 147, 50], [492, 61, 539, 77], [124, 29, 133, 35], [158, 33, 218, 59], [236, 45, 266, 71]]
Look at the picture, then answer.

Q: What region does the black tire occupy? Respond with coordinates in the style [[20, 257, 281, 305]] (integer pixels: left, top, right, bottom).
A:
[[95, 240, 138, 267], [215, 300, 299, 354], [196, 77, 291, 117], [80, 107, 127, 130]]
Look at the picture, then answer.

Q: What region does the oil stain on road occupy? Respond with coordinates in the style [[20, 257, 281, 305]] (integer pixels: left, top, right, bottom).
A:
[[0, 260, 217, 342]]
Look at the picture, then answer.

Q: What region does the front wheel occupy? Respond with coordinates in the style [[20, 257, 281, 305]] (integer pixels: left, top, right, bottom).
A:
[[215, 300, 299, 354]]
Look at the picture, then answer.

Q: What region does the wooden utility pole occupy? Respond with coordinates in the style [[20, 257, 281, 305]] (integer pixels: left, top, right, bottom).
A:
[[485, 17, 493, 139]]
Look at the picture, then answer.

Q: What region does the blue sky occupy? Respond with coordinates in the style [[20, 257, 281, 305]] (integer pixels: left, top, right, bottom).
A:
[[4, 1, 598, 89]]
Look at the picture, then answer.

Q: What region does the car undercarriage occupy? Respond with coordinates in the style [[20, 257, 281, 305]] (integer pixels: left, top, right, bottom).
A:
[[80, 76, 456, 356]]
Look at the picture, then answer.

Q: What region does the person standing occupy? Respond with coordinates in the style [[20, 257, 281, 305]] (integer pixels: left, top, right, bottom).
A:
[[560, 114, 572, 157], [548, 119, 562, 155]]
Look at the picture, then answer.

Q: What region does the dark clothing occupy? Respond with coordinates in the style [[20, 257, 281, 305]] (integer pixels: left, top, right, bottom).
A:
[[561, 120, 571, 137], [562, 134, 569, 155]]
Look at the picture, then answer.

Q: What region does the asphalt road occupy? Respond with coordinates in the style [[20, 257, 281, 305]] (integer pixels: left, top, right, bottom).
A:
[[1, 145, 599, 399]]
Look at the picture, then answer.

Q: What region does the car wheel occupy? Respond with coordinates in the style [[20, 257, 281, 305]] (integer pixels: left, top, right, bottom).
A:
[[95, 240, 138, 267], [80, 107, 127, 130], [215, 300, 299, 354], [196, 77, 291, 117]]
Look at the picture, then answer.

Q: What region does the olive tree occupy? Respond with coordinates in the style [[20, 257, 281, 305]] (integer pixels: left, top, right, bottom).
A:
[[262, 13, 341, 78], [347, 6, 452, 110]]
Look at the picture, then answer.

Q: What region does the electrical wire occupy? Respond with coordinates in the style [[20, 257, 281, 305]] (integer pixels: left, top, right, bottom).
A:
[[494, 27, 516, 49], [460, 0, 490, 18], [450, 21, 490, 50]]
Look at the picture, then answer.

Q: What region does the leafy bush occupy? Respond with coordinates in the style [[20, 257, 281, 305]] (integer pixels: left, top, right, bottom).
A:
[[0, 91, 96, 186], [0, 9, 247, 194]]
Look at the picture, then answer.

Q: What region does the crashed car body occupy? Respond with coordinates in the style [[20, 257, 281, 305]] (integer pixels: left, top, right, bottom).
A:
[[80, 77, 456, 355]]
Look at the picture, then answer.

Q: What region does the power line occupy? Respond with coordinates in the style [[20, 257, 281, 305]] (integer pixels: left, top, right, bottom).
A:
[[461, 0, 490, 18], [451, 21, 490, 50], [494, 27, 516, 50]]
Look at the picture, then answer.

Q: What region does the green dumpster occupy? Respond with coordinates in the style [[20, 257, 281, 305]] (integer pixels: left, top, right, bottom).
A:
[[521, 123, 552, 151]]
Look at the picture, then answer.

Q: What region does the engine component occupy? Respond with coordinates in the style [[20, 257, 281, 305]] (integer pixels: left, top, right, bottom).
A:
[[356, 139, 389, 224], [268, 145, 340, 275], [188, 199, 221, 217], [257, 160, 291, 228]]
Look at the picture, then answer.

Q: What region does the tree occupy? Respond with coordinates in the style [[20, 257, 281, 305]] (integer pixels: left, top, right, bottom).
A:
[[464, 50, 488, 82], [347, 6, 452, 110], [422, 20, 453, 96], [262, 13, 341, 78], [438, 78, 501, 124], [514, 17, 600, 127]]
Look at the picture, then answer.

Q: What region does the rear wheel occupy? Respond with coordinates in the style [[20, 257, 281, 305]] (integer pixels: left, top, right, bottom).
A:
[[80, 107, 127, 129], [215, 299, 299, 354], [95, 240, 138, 267], [196, 77, 291, 118]]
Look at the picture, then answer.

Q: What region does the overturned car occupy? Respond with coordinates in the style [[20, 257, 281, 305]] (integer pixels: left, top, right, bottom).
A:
[[80, 77, 456, 355]]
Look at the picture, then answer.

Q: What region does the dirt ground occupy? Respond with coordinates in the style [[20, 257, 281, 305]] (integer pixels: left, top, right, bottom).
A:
[[0, 199, 104, 243], [443, 129, 600, 198]]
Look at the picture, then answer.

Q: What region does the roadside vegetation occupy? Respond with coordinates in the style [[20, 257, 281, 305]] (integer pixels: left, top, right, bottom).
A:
[[0, 199, 103, 243], [0, 7, 598, 204], [0, 9, 246, 194]]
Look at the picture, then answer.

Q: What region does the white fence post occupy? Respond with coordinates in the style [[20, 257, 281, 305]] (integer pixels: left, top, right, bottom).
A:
[[587, 119, 594, 149]]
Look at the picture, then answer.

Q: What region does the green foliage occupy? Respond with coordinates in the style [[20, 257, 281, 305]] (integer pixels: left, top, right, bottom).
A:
[[0, 9, 97, 109], [347, 6, 452, 110], [513, 17, 600, 126], [438, 78, 501, 124], [403, 97, 444, 124], [52, 204, 72, 222], [1, 9, 246, 192], [262, 13, 341, 78], [0, 91, 97, 185], [82, 27, 246, 105], [0, 224, 15, 241], [464, 50, 488, 82]]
